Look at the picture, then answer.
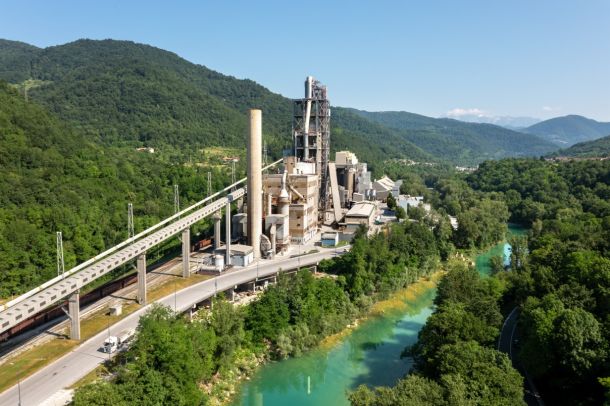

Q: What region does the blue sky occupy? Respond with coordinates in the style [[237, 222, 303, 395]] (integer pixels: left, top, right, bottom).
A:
[[2, 0, 609, 120]]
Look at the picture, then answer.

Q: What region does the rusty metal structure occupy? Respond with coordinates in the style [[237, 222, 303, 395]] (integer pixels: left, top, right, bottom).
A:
[[292, 76, 331, 216]]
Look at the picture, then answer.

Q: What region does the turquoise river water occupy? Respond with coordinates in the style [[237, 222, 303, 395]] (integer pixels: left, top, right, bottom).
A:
[[232, 224, 527, 406]]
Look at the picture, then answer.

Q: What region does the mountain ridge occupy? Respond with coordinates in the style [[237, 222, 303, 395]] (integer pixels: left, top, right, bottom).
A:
[[346, 108, 557, 164], [0, 38, 557, 165], [523, 114, 610, 147]]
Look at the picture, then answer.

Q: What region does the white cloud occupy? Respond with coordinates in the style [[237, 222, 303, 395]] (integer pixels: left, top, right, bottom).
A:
[[542, 106, 561, 113], [446, 108, 488, 118]]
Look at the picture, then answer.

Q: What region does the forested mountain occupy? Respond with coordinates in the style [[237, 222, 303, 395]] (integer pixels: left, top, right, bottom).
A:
[[0, 38, 557, 166], [0, 39, 431, 166], [552, 134, 610, 158], [0, 82, 218, 296], [0, 39, 39, 82], [524, 115, 610, 146], [349, 109, 557, 164]]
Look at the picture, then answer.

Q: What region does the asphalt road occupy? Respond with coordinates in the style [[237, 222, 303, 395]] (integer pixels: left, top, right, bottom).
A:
[[0, 248, 343, 406], [498, 307, 544, 406]]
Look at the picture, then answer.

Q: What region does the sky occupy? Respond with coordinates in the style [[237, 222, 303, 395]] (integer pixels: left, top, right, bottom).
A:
[[2, 0, 610, 121]]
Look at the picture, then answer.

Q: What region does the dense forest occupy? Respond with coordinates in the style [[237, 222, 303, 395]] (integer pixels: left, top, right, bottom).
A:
[[469, 159, 610, 405], [349, 158, 610, 406], [0, 38, 560, 166], [0, 82, 233, 297]]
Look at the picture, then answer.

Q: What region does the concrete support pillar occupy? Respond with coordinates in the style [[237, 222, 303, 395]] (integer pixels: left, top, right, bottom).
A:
[[182, 228, 190, 278], [213, 211, 222, 250], [137, 253, 147, 305], [68, 291, 80, 340], [225, 201, 232, 266], [247, 109, 263, 259], [228, 287, 235, 302]]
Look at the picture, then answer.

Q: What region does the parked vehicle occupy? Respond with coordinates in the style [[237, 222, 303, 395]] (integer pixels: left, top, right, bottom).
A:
[[102, 328, 135, 353]]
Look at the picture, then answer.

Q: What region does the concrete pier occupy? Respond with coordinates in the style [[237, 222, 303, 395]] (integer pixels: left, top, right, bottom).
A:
[[225, 201, 232, 266], [182, 228, 190, 278], [137, 253, 146, 305], [213, 211, 222, 250], [68, 291, 80, 340]]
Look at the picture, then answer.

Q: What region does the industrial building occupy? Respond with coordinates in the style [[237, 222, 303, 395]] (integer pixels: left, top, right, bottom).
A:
[[231, 76, 402, 261], [343, 201, 378, 232], [372, 176, 402, 201]]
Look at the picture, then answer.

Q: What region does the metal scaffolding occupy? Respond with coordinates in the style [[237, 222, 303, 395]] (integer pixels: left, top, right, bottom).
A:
[[292, 76, 331, 215]]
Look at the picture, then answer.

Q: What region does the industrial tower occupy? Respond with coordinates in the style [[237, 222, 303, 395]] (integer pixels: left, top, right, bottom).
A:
[[293, 76, 331, 216]]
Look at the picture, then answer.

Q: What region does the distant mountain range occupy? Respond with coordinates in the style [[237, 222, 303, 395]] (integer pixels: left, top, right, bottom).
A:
[[523, 115, 610, 147], [349, 109, 556, 164], [0, 38, 565, 166]]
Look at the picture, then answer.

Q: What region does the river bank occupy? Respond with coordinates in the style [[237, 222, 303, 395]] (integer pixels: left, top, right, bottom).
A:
[[227, 229, 519, 405], [229, 271, 444, 406]]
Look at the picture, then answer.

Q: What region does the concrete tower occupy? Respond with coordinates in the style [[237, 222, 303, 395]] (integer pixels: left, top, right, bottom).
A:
[[247, 109, 263, 258]]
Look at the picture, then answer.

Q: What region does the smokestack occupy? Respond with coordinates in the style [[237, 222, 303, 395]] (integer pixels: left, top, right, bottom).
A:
[[303, 76, 313, 153], [247, 109, 263, 258]]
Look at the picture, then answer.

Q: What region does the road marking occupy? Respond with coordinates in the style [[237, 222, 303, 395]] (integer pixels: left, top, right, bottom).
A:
[[509, 313, 517, 361], [498, 306, 518, 351]]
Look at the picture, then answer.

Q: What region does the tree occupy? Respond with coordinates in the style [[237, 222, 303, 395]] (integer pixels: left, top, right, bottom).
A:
[[386, 193, 397, 210], [436, 341, 525, 406], [395, 205, 406, 220], [349, 375, 446, 406]]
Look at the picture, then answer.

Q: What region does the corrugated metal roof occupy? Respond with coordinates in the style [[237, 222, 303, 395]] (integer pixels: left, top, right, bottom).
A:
[[346, 202, 376, 217]]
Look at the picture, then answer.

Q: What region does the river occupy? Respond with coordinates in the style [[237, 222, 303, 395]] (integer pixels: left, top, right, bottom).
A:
[[232, 224, 527, 406]]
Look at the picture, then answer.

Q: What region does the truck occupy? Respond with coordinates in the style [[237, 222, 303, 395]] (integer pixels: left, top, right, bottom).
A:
[[102, 328, 135, 354]]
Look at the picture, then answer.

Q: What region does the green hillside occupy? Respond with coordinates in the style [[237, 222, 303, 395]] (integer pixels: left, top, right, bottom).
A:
[[0, 39, 432, 166], [0, 39, 39, 82], [0, 38, 559, 166], [524, 115, 610, 146], [0, 81, 227, 296], [349, 109, 557, 164], [553, 134, 610, 157]]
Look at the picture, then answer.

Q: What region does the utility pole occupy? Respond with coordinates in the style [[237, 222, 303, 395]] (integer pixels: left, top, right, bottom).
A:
[[173, 184, 180, 214], [231, 160, 236, 191], [56, 232, 65, 278], [128, 203, 134, 239], [18, 380, 21, 406], [207, 172, 212, 197]]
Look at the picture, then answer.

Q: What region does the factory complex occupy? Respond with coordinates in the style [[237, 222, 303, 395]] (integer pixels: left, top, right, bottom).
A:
[[213, 76, 411, 270]]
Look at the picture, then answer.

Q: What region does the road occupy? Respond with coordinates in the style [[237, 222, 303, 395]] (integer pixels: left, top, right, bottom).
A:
[[0, 248, 343, 406], [498, 307, 544, 406]]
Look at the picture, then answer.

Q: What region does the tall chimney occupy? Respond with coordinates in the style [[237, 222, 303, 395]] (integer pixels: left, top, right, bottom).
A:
[[247, 109, 263, 258]]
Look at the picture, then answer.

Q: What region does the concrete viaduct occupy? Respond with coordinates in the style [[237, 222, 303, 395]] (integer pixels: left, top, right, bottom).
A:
[[0, 159, 281, 342]]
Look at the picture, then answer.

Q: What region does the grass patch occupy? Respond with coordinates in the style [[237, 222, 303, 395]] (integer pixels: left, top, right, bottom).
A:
[[0, 339, 76, 393], [69, 364, 110, 390], [148, 273, 210, 303]]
